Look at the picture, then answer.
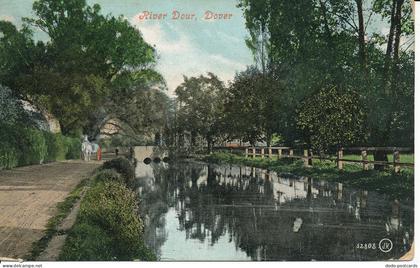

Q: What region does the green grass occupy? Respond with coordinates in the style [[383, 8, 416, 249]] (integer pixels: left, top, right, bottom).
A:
[[26, 176, 90, 260], [202, 153, 414, 201], [341, 153, 414, 164]]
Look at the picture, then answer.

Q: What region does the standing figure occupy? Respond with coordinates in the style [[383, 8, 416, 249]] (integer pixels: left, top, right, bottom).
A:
[[81, 136, 93, 161], [97, 145, 102, 161]]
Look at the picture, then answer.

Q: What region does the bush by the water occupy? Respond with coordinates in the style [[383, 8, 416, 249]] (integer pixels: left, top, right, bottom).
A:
[[59, 223, 114, 260], [93, 169, 124, 184], [0, 123, 81, 169], [59, 180, 155, 261], [102, 157, 136, 188]]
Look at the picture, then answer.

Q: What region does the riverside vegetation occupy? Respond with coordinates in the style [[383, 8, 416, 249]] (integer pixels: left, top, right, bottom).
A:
[[0, 123, 81, 170], [203, 152, 414, 202], [59, 158, 156, 261]]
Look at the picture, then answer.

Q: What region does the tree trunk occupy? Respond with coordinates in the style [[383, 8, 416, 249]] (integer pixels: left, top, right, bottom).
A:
[[392, 0, 404, 66], [191, 131, 197, 146], [384, 0, 397, 77], [206, 136, 212, 154], [355, 0, 367, 69], [373, 0, 403, 171], [266, 131, 272, 148]]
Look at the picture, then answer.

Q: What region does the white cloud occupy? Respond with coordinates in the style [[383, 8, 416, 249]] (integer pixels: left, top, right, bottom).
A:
[[130, 13, 249, 96], [0, 15, 15, 22]]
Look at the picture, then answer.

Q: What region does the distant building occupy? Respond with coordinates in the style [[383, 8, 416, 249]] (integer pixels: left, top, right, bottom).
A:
[[223, 139, 267, 148], [98, 118, 122, 139]]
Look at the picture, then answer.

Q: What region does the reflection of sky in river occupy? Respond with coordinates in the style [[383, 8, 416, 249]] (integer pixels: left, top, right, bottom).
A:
[[160, 208, 250, 261]]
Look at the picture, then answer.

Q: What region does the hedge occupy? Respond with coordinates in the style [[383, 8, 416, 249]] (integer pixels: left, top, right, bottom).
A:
[[59, 159, 156, 261], [101, 157, 136, 188], [0, 123, 81, 170]]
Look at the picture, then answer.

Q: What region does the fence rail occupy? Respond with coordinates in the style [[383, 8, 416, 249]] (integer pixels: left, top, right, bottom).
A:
[[244, 146, 414, 172]]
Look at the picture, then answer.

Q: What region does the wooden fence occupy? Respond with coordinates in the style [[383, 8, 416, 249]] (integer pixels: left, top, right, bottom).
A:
[[244, 146, 414, 172]]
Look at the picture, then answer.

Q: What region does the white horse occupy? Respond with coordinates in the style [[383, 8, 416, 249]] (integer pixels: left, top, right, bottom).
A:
[[81, 136, 93, 161]]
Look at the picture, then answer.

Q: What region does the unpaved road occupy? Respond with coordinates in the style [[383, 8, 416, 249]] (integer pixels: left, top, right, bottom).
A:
[[0, 160, 101, 259]]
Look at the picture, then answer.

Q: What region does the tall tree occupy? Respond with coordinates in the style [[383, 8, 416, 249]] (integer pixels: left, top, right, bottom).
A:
[[238, 0, 414, 158], [175, 73, 225, 153], [1, 0, 159, 135], [297, 86, 366, 152]]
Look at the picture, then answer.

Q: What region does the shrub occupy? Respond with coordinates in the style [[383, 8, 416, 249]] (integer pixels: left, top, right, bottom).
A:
[[19, 128, 48, 165], [0, 142, 19, 169], [64, 137, 81, 160], [0, 123, 81, 169], [0, 123, 20, 169], [44, 132, 67, 162], [102, 158, 135, 187], [93, 169, 124, 184], [75, 181, 155, 260], [59, 223, 114, 261]]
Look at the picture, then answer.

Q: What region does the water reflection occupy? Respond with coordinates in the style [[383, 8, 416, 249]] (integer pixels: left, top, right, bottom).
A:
[[136, 161, 414, 261]]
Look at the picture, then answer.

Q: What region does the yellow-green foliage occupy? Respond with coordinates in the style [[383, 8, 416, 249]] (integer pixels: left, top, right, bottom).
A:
[[101, 157, 136, 188], [0, 123, 81, 170], [59, 161, 156, 261]]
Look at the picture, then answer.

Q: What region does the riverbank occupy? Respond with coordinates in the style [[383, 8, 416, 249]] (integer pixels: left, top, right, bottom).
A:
[[58, 158, 155, 261], [202, 153, 414, 201]]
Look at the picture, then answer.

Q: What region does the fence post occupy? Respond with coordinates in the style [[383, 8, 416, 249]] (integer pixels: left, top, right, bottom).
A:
[[304, 149, 309, 167], [289, 149, 294, 157], [361, 150, 368, 171], [278, 148, 283, 159], [261, 148, 265, 158], [252, 148, 256, 158], [393, 150, 400, 173], [337, 148, 343, 170], [268, 147, 272, 158], [337, 183, 343, 200], [245, 148, 248, 158]]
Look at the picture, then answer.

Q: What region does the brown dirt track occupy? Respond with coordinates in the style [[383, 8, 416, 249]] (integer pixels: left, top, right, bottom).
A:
[[0, 160, 100, 259]]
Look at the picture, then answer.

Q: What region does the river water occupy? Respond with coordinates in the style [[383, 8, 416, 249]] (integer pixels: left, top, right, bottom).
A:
[[135, 160, 413, 261]]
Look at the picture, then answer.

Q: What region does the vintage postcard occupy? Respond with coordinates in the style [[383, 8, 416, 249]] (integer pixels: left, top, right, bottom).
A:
[[0, 0, 415, 266]]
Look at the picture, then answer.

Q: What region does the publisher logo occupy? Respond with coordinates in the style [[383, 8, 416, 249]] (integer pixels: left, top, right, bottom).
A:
[[379, 238, 393, 253]]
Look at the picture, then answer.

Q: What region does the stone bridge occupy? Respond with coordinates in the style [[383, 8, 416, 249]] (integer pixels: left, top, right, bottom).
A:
[[133, 146, 169, 164]]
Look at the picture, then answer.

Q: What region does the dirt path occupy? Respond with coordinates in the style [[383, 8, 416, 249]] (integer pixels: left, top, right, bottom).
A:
[[0, 160, 101, 259]]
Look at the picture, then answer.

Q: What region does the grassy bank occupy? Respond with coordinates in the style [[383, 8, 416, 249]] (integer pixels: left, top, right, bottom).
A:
[[203, 153, 414, 201], [0, 123, 81, 170], [59, 158, 155, 261]]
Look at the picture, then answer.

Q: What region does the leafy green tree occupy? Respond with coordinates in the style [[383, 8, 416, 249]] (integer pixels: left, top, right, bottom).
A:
[[175, 73, 225, 153], [224, 67, 280, 146], [101, 69, 170, 145], [297, 86, 366, 152], [238, 0, 414, 159], [1, 0, 159, 135]]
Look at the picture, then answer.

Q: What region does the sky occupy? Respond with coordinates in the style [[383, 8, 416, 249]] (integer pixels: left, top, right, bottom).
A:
[[0, 1, 412, 96], [0, 0, 254, 96]]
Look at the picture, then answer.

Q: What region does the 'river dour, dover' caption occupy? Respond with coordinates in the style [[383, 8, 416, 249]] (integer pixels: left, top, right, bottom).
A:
[[138, 10, 233, 21]]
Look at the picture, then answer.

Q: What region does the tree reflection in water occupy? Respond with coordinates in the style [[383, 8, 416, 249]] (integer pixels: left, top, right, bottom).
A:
[[137, 161, 414, 261]]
